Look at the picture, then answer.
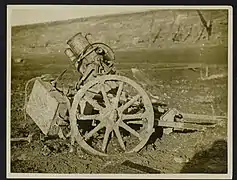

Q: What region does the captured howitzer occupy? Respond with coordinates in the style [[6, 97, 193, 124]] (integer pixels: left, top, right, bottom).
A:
[[25, 32, 225, 156]]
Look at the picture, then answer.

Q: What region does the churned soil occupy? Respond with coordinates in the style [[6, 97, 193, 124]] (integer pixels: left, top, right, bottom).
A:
[[10, 47, 228, 174]]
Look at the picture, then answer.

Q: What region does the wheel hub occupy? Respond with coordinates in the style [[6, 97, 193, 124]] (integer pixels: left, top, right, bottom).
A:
[[103, 108, 119, 126], [109, 109, 119, 122]]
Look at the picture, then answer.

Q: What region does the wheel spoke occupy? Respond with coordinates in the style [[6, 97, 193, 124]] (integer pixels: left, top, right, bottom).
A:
[[84, 123, 104, 140], [119, 94, 140, 113], [114, 82, 124, 107], [126, 120, 143, 125], [83, 96, 104, 111], [119, 122, 141, 140], [79, 100, 87, 114], [122, 113, 145, 120], [101, 84, 111, 107], [77, 114, 101, 120], [114, 125, 126, 150], [101, 127, 111, 152]]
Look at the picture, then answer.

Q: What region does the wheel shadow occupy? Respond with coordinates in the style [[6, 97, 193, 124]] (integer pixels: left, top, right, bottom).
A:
[[180, 139, 228, 173]]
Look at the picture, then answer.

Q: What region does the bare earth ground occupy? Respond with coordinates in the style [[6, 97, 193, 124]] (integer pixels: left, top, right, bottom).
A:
[[10, 46, 228, 174]]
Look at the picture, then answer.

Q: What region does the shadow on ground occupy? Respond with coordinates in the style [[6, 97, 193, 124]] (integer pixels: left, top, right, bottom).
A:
[[180, 139, 227, 173], [121, 160, 161, 173]]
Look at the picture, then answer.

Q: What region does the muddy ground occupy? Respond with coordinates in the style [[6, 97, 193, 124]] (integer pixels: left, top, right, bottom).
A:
[[10, 46, 228, 174]]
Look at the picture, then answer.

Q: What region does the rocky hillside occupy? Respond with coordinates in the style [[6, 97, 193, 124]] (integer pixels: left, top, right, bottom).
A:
[[11, 9, 228, 56]]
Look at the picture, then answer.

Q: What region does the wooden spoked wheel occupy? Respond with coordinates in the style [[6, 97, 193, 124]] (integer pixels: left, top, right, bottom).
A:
[[70, 75, 154, 156]]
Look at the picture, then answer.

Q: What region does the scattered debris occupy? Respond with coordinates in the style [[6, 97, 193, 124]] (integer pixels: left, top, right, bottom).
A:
[[11, 133, 34, 143], [200, 73, 227, 80], [42, 145, 51, 156], [174, 156, 189, 164], [13, 58, 25, 64]]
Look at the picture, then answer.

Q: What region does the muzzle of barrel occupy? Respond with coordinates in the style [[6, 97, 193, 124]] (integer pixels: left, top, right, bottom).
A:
[[67, 32, 91, 56], [64, 48, 77, 62]]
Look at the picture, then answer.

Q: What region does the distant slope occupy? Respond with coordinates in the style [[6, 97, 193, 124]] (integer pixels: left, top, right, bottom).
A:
[[11, 9, 228, 57]]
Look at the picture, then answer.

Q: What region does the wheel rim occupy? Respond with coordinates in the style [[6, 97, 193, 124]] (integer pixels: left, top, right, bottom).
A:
[[70, 75, 154, 156]]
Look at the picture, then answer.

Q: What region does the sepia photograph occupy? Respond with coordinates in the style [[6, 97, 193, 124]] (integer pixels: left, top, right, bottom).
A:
[[7, 5, 232, 179]]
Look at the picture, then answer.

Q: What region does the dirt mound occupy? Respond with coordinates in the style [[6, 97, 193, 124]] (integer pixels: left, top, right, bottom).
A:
[[11, 9, 228, 57]]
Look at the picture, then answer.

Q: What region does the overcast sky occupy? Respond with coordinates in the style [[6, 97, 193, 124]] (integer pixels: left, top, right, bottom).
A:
[[8, 5, 162, 26]]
